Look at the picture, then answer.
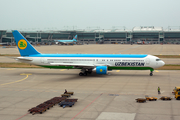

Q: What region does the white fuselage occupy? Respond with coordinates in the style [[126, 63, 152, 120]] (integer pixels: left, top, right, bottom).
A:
[[16, 55, 165, 69]]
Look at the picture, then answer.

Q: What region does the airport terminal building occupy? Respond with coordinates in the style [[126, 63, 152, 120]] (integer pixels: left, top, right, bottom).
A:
[[1, 26, 180, 45]]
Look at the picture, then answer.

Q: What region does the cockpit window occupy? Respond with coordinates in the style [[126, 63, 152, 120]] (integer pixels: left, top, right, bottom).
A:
[[156, 59, 161, 61]]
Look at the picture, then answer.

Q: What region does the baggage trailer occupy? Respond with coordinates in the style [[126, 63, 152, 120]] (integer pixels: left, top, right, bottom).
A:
[[44, 97, 66, 105], [66, 91, 74, 95], [159, 96, 172, 100], [136, 98, 146, 103], [28, 107, 48, 115], [61, 94, 71, 97], [145, 95, 157, 101], [36, 103, 54, 109], [28, 97, 67, 115], [64, 99, 78, 102]]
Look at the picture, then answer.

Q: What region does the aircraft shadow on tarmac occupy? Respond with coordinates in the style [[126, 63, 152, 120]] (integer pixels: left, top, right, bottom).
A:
[[16, 71, 153, 80]]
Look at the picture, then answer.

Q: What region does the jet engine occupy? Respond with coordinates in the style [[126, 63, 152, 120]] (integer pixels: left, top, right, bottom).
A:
[[93, 66, 108, 74]]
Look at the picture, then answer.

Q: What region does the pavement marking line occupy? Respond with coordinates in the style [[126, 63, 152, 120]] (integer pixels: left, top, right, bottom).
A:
[[60, 69, 66, 71], [116, 70, 120, 72], [71, 93, 103, 120], [155, 70, 159, 72], [0, 73, 31, 86], [15, 113, 29, 120]]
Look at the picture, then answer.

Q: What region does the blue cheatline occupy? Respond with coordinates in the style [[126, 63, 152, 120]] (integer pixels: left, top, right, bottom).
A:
[[29, 54, 147, 58], [12, 30, 40, 56]]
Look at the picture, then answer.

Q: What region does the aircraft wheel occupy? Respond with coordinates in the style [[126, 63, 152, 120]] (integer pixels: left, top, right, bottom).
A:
[[88, 71, 92, 74], [79, 73, 84, 76], [83, 72, 87, 76], [150, 73, 153, 76]]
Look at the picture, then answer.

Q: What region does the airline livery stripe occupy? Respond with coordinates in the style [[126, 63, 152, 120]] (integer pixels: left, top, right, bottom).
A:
[[29, 54, 148, 58]]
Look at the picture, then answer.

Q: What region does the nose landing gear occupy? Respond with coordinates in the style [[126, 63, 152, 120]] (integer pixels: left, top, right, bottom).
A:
[[150, 70, 154, 76]]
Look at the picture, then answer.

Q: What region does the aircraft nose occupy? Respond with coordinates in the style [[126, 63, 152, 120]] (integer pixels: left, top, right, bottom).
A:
[[161, 61, 165, 66]]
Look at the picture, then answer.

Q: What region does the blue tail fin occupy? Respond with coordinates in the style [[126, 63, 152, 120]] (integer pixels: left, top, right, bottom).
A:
[[73, 35, 77, 41], [12, 30, 40, 56]]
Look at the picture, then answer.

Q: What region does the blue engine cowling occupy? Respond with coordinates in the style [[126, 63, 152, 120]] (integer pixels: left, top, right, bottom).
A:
[[96, 66, 107, 74]]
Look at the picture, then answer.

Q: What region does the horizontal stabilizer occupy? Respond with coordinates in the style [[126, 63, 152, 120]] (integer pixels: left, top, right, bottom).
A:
[[15, 57, 33, 61]]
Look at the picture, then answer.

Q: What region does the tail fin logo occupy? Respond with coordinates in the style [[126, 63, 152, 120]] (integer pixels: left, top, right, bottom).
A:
[[18, 39, 27, 50]]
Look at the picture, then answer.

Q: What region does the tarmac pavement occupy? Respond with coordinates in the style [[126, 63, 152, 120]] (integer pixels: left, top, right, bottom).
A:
[[0, 68, 180, 120]]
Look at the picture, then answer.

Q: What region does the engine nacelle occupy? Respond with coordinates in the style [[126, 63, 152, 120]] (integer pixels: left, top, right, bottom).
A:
[[94, 66, 108, 74]]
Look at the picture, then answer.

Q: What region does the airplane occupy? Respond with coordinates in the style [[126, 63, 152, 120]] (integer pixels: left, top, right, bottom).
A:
[[54, 35, 77, 45], [12, 30, 165, 76]]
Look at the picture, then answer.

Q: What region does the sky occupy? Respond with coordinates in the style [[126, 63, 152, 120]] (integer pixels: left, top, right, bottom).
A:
[[0, 0, 180, 30]]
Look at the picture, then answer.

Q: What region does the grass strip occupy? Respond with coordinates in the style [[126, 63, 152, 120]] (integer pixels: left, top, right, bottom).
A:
[[0, 63, 42, 68], [155, 55, 180, 58]]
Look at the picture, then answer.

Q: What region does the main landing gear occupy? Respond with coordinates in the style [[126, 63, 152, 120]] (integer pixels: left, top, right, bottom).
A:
[[150, 70, 153, 76], [79, 69, 92, 76], [79, 72, 87, 76]]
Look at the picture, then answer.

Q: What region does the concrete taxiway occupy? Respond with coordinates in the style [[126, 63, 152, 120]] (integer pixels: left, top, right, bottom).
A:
[[0, 68, 180, 120]]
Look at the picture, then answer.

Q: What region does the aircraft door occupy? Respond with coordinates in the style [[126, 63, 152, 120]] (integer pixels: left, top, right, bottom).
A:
[[146, 58, 150, 65]]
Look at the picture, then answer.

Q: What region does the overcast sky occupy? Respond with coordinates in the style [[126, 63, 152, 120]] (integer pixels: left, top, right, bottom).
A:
[[0, 0, 180, 30]]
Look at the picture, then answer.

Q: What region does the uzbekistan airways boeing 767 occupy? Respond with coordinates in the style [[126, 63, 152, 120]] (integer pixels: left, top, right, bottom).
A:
[[12, 30, 165, 76]]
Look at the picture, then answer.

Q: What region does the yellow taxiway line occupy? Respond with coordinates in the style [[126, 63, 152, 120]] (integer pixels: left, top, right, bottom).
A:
[[0, 73, 31, 86]]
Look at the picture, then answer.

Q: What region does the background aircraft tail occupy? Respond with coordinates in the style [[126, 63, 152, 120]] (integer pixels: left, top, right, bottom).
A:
[[73, 35, 77, 41], [12, 30, 40, 56]]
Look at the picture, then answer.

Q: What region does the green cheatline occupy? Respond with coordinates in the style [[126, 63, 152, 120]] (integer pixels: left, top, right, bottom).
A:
[[40, 65, 154, 71]]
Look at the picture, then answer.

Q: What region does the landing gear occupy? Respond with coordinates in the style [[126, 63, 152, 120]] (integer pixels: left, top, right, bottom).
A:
[[150, 70, 153, 76], [79, 69, 92, 76], [79, 72, 84, 76], [79, 72, 87, 76]]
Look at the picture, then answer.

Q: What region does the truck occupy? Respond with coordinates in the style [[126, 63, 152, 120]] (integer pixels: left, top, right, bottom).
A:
[[173, 87, 180, 100]]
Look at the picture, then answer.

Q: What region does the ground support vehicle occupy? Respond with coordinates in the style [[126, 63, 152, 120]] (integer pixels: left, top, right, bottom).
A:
[[66, 91, 74, 95], [172, 87, 180, 94], [145, 96, 157, 101], [159, 96, 172, 100], [59, 101, 75, 108], [135, 98, 146, 103], [172, 87, 180, 100], [59, 99, 78, 108], [61, 94, 71, 97]]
